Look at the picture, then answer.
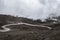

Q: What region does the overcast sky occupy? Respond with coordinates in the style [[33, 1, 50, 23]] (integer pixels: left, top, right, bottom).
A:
[[0, 0, 60, 20]]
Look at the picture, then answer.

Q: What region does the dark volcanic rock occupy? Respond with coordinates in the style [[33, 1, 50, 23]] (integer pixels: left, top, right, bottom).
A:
[[0, 14, 60, 40]]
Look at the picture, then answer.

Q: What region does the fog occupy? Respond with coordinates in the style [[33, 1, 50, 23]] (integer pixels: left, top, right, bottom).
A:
[[0, 0, 60, 20]]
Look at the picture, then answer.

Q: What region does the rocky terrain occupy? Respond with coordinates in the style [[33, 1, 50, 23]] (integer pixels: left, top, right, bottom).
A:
[[0, 14, 60, 40]]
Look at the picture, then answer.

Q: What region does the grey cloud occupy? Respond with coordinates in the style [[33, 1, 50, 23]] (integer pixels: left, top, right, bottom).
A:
[[0, 0, 60, 20]]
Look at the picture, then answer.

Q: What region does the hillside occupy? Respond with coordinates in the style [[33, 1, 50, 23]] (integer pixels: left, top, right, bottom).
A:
[[0, 14, 60, 40]]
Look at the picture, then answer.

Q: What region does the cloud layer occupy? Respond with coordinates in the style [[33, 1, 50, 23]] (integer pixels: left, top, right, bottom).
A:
[[0, 0, 60, 20]]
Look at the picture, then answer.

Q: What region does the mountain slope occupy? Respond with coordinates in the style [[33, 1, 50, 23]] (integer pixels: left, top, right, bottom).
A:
[[0, 14, 60, 40]]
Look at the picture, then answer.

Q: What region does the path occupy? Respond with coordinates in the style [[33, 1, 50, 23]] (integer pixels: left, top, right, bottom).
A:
[[0, 22, 52, 32]]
